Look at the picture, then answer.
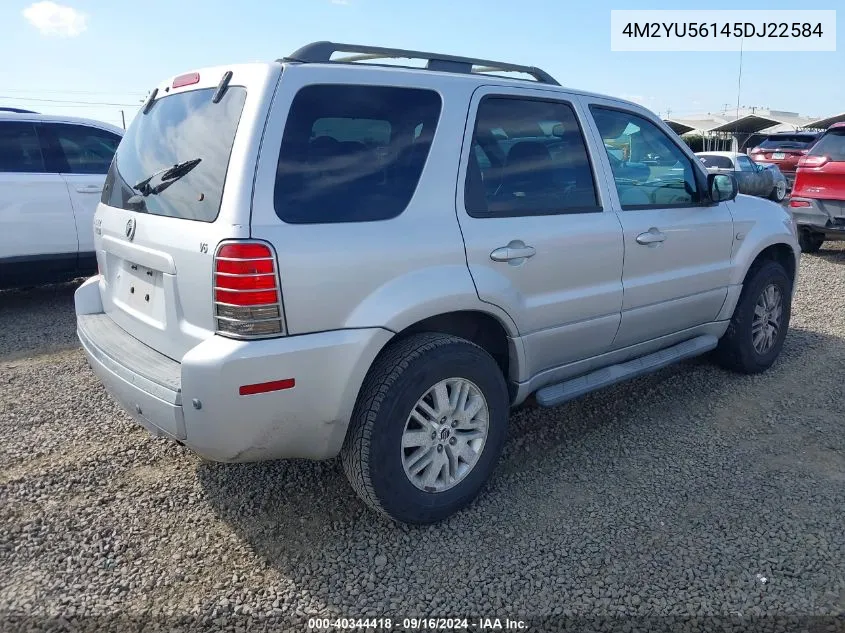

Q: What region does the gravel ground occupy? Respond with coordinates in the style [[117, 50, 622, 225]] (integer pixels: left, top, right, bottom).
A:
[[1, 245, 844, 633]]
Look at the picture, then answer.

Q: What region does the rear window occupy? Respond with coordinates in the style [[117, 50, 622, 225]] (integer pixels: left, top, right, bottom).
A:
[[758, 135, 817, 150], [274, 84, 442, 224], [697, 155, 733, 169], [809, 129, 845, 161], [102, 86, 247, 222]]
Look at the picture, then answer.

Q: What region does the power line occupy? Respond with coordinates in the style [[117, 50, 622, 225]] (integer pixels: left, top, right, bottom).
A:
[[0, 95, 140, 107], [1, 88, 146, 97]]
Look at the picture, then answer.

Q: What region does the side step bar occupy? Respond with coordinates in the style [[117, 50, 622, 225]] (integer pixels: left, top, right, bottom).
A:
[[535, 335, 719, 408]]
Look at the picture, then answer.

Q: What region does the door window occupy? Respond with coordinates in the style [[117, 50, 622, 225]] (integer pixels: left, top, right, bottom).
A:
[[590, 106, 700, 209], [44, 124, 121, 174], [0, 122, 45, 173], [465, 97, 600, 217], [735, 155, 756, 172]]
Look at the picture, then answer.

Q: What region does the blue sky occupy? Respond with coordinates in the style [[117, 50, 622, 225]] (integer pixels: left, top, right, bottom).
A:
[[1, 0, 842, 130]]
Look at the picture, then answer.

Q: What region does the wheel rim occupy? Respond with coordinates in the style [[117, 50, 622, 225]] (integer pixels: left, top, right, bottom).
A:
[[776, 181, 786, 200], [401, 377, 489, 493], [752, 283, 783, 355]]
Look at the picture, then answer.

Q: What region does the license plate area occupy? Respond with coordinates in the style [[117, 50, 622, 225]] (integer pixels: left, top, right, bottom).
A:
[[115, 261, 165, 321], [772, 152, 786, 160]]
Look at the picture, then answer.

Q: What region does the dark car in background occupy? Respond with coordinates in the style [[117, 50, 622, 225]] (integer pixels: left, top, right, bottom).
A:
[[748, 132, 820, 189], [789, 123, 845, 253]]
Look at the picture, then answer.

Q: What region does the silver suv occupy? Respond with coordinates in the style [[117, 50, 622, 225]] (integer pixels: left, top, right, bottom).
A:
[[75, 42, 800, 524]]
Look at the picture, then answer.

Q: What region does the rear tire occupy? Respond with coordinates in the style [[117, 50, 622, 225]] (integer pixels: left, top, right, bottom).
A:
[[715, 260, 792, 374], [341, 333, 509, 524], [769, 180, 787, 202], [798, 229, 824, 254]]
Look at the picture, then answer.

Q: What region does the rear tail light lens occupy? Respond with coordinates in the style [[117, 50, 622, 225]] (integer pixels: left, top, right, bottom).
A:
[[789, 200, 812, 208], [798, 155, 829, 168], [214, 242, 285, 338]]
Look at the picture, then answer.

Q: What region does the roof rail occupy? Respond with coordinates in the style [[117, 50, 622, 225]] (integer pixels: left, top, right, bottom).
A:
[[0, 107, 38, 114], [279, 41, 560, 86]]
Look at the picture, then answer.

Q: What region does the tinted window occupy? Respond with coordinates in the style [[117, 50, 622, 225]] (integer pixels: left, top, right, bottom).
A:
[[45, 124, 120, 174], [591, 107, 699, 209], [465, 97, 599, 217], [759, 135, 817, 150], [809, 128, 845, 161], [102, 87, 247, 222], [736, 155, 756, 172], [698, 155, 734, 169], [0, 122, 44, 173], [274, 85, 442, 224]]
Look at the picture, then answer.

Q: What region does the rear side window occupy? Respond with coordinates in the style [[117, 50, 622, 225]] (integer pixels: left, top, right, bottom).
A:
[[42, 124, 121, 174], [809, 129, 845, 161], [102, 86, 247, 222], [274, 85, 442, 224], [0, 122, 44, 173], [697, 155, 733, 169], [464, 97, 600, 217]]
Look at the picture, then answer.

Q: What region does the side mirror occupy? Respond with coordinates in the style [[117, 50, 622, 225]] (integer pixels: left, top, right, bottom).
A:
[[708, 173, 738, 203], [551, 123, 565, 138]]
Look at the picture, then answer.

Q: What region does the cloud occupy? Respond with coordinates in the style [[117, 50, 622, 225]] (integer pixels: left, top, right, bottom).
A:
[[22, 1, 88, 37]]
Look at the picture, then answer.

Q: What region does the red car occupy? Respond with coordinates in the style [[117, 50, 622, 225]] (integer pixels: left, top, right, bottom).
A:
[[748, 131, 820, 189], [789, 123, 845, 253]]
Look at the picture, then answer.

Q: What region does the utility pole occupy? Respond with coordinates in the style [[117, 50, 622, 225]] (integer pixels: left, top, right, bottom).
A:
[[120, 110, 126, 130]]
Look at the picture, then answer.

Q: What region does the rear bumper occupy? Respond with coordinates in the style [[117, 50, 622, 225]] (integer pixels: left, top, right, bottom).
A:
[[75, 277, 393, 462], [791, 198, 845, 237]]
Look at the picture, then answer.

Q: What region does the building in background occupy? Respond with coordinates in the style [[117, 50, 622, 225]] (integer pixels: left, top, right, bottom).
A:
[[664, 107, 845, 153]]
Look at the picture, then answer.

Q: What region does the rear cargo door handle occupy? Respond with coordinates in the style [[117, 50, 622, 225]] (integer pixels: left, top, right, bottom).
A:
[[636, 228, 666, 246], [76, 184, 103, 194], [490, 241, 536, 263]]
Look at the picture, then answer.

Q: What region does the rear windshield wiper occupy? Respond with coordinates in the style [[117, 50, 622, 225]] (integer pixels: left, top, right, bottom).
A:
[[133, 158, 202, 197]]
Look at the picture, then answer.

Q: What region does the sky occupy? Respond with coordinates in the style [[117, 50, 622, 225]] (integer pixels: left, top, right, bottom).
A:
[[0, 0, 842, 131]]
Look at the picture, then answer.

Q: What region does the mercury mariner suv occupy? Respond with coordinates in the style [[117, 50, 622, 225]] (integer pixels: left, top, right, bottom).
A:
[[75, 42, 800, 524]]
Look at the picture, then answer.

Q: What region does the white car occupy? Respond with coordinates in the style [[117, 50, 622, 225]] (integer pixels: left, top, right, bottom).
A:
[[0, 111, 123, 289]]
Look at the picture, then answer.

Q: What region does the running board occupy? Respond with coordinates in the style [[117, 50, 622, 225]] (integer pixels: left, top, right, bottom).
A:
[[534, 335, 719, 408]]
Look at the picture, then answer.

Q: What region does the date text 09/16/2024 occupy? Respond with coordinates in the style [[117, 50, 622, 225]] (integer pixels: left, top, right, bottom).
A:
[[307, 617, 528, 630]]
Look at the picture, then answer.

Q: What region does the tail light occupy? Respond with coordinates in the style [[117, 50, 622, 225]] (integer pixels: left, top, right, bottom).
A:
[[213, 241, 285, 338], [789, 200, 812, 208], [798, 155, 829, 168]]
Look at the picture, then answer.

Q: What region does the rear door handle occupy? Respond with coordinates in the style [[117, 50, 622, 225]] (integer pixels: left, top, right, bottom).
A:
[[76, 184, 103, 194], [636, 228, 666, 245], [490, 240, 536, 263]]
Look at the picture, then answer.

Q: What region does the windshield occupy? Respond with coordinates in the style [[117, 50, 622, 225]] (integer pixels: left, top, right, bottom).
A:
[[758, 135, 816, 150], [101, 86, 247, 222]]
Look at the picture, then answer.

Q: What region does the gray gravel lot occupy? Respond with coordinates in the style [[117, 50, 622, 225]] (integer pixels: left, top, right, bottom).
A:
[[1, 245, 844, 633]]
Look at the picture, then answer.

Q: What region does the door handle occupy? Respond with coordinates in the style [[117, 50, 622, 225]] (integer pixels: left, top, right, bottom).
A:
[[490, 240, 536, 262], [76, 184, 103, 194], [636, 228, 666, 246]]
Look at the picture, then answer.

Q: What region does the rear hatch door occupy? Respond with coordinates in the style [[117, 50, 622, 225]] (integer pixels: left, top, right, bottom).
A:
[[93, 64, 281, 361]]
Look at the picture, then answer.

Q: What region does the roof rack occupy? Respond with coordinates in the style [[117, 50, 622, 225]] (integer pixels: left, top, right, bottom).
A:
[[279, 41, 559, 86], [0, 107, 38, 114]]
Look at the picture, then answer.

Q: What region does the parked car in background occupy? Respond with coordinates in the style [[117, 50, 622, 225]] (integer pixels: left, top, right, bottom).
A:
[[789, 123, 845, 253], [697, 151, 788, 202], [748, 132, 820, 189], [0, 112, 122, 289]]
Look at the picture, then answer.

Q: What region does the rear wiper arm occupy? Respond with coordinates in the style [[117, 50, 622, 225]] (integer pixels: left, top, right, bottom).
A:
[[133, 158, 202, 196]]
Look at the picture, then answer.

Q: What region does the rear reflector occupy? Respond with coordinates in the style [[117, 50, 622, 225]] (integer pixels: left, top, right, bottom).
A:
[[239, 378, 295, 396], [172, 72, 200, 89], [213, 241, 285, 338], [789, 200, 812, 208]]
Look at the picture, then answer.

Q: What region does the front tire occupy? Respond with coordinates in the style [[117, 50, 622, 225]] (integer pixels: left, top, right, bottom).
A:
[[341, 333, 509, 524], [715, 260, 792, 374], [798, 229, 824, 254]]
